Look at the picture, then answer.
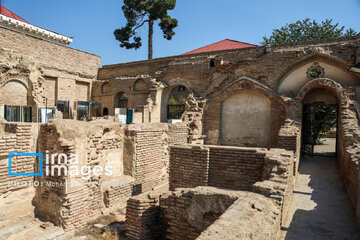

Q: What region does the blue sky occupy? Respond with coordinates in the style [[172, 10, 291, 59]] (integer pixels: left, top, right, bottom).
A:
[[3, 0, 360, 66]]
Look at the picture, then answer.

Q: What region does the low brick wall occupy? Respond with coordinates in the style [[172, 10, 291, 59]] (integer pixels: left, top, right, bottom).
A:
[[169, 145, 292, 192], [169, 145, 209, 190], [125, 192, 162, 240], [209, 147, 265, 190]]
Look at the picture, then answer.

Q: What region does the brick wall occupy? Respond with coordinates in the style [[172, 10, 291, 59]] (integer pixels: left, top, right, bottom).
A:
[[0, 27, 100, 77], [169, 145, 276, 191], [125, 192, 162, 240], [277, 122, 301, 176], [0, 123, 37, 195], [125, 123, 189, 193], [0, 26, 100, 121], [169, 145, 209, 190], [337, 101, 360, 210], [208, 146, 265, 190]]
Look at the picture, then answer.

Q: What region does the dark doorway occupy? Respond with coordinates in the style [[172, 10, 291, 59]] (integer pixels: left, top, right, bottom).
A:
[[103, 107, 109, 116], [302, 104, 338, 156]]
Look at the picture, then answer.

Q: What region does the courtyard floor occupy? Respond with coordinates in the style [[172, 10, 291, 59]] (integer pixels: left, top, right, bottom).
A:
[[281, 154, 360, 240]]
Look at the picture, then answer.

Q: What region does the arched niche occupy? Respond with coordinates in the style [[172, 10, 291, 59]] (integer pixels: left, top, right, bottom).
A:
[[277, 55, 357, 97], [1, 80, 28, 106], [221, 90, 271, 147], [133, 79, 148, 92], [204, 76, 286, 148], [101, 82, 111, 94]]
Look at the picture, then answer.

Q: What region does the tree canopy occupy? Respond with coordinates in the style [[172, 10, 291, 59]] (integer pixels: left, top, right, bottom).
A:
[[262, 18, 358, 45], [114, 0, 178, 59]]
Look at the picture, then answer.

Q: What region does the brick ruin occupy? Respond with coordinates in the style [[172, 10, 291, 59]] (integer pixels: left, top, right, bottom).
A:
[[0, 7, 360, 239]]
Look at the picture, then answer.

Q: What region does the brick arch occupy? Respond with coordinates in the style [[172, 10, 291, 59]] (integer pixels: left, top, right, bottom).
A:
[[1, 79, 29, 106], [296, 78, 348, 107], [204, 76, 286, 148], [212, 76, 285, 105]]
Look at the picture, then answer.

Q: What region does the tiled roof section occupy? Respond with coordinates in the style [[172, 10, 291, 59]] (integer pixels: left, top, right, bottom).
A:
[[0, 5, 29, 23], [182, 39, 257, 55]]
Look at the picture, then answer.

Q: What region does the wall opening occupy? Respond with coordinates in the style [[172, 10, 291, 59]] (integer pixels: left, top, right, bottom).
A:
[[114, 92, 128, 109], [301, 88, 338, 156], [166, 85, 190, 120], [103, 107, 109, 116]]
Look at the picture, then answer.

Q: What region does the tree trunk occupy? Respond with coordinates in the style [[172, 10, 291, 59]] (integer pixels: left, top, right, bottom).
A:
[[148, 20, 153, 60]]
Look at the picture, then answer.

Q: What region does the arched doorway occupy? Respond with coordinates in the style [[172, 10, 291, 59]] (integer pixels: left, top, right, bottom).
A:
[[301, 88, 338, 156], [103, 107, 109, 116], [165, 85, 191, 121]]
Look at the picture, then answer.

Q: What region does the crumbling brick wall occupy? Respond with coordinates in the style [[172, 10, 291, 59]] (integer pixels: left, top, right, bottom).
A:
[[277, 120, 301, 176], [196, 191, 281, 240], [125, 187, 283, 240], [34, 120, 126, 230], [125, 192, 162, 240], [0, 123, 38, 195], [34, 121, 189, 231]]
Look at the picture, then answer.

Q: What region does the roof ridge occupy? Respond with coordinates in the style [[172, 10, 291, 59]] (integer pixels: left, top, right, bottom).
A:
[[182, 39, 257, 55]]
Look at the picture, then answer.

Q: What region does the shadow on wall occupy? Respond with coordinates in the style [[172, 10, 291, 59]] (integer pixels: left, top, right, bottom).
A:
[[283, 155, 359, 239]]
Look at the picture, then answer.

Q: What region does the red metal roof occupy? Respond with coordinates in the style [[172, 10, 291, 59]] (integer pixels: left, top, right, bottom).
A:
[[0, 5, 29, 23], [182, 39, 257, 55]]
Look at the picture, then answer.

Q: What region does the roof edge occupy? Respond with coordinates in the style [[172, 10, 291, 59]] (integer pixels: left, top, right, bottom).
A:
[[0, 13, 73, 45], [102, 35, 360, 69]]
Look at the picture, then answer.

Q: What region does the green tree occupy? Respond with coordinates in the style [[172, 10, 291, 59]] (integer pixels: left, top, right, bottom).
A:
[[114, 0, 178, 60], [262, 18, 358, 45], [314, 105, 337, 143]]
